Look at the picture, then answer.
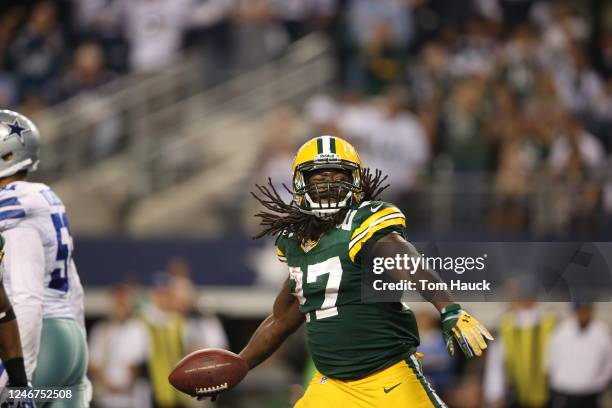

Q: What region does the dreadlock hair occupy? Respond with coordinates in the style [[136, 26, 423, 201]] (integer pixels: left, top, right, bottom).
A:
[[251, 168, 390, 242]]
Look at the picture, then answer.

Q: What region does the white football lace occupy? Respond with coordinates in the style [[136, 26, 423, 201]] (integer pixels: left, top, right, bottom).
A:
[[196, 382, 229, 394]]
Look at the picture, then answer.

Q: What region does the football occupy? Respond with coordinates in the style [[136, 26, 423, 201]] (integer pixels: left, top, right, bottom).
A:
[[168, 348, 249, 397]]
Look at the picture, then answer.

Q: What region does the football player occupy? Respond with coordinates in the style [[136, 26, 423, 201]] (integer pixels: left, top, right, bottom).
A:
[[0, 110, 88, 407], [0, 235, 35, 407], [198, 136, 493, 406]]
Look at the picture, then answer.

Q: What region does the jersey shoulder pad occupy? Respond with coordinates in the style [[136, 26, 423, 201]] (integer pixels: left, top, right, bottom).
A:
[[275, 231, 294, 263], [0, 182, 56, 231], [348, 201, 406, 262], [275, 243, 287, 263]]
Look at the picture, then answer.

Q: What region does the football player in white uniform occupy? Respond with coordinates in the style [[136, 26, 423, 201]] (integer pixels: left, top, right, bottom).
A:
[[0, 110, 88, 408], [0, 234, 35, 407]]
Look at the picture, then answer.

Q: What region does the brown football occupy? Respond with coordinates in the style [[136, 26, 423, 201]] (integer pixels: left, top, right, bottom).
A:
[[168, 348, 249, 396]]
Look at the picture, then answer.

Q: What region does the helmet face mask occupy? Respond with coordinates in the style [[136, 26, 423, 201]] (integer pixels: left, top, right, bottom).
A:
[[292, 136, 363, 219], [0, 110, 40, 179]]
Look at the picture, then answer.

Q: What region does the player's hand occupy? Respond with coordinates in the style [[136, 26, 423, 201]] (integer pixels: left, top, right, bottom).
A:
[[0, 385, 36, 408], [440, 304, 493, 358]]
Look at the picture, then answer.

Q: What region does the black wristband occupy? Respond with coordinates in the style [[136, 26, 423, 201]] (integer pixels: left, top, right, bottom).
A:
[[4, 357, 27, 386], [0, 307, 16, 324]]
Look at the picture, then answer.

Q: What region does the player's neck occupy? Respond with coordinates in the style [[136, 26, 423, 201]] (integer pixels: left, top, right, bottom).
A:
[[0, 174, 26, 188]]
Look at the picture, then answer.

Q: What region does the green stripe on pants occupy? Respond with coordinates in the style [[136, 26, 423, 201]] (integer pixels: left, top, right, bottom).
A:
[[406, 356, 447, 408], [33, 318, 88, 408]]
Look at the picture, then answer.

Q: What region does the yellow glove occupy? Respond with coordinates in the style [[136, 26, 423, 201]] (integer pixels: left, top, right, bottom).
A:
[[441, 304, 494, 357]]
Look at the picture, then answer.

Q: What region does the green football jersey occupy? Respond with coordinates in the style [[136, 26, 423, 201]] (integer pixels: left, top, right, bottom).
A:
[[276, 201, 420, 380]]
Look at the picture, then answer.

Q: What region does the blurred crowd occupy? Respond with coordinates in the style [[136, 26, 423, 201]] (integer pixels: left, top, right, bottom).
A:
[[252, 0, 612, 236], [1, 0, 612, 237], [416, 301, 612, 408], [0, 0, 338, 114], [88, 258, 229, 408], [88, 273, 612, 408]]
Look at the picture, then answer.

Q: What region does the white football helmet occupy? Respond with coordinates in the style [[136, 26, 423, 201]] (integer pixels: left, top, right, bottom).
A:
[[0, 110, 40, 178]]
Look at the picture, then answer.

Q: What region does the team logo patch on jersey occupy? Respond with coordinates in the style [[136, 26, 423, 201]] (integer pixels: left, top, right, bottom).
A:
[[320, 376, 328, 384], [301, 238, 320, 253]]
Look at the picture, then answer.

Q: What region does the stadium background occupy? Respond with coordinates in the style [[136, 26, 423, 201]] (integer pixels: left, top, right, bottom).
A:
[[1, 0, 612, 407]]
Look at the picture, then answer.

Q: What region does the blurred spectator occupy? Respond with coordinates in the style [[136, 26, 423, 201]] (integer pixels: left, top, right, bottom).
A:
[[255, 107, 301, 202], [166, 256, 192, 279], [355, 87, 430, 198], [440, 75, 490, 172], [89, 284, 147, 408], [74, 0, 129, 73], [554, 45, 605, 116], [343, 0, 415, 92], [346, 0, 414, 50], [449, 16, 497, 78], [484, 301, 556, 408], [0, 74, 17, 108], [0, 6, 26, 59], [137, 272, 192, 408], [184, 0, 235, 85], [54, 42, 114, 101], [487, 84, 535, 233], [304, 93, 341, 136], [166, 263, 229, 353], [132, 269, 228, 408], [123, 0, 194, 72], [547, 302, 612, 408], [500, 24, 540, 103], [232, 0, 293, 68], [548, 114, 604, 233], [407, 40, 452, 111], [336, 90, 382, 150], [113, 0, 234, 72], [7, 1, 66, 104], [243, 107, 300, 234]]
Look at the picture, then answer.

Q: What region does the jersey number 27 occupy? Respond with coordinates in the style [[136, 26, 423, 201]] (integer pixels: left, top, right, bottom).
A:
[[289, 256, 343, 321]]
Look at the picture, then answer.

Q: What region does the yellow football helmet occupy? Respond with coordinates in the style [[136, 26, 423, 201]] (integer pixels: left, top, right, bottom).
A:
[[292, 136, 363, 218]]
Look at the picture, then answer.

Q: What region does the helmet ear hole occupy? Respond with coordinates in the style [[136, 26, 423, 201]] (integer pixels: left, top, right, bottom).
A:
[[2, 152, 13, 161]]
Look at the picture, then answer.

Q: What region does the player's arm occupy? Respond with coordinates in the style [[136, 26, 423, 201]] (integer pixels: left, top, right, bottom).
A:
[[368, 233, 493, 357], [3, 228, 45, 379], [0, 254, 29, 386], [369, 233, 454, 311], [239, 278, 305, 370]]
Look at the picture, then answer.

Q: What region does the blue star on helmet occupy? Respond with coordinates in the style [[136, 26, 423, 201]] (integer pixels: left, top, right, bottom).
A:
[[4, 118, 28, 145]]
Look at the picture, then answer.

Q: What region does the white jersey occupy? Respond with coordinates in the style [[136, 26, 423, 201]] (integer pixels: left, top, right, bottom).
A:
[[0, 181, 83, 320]]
